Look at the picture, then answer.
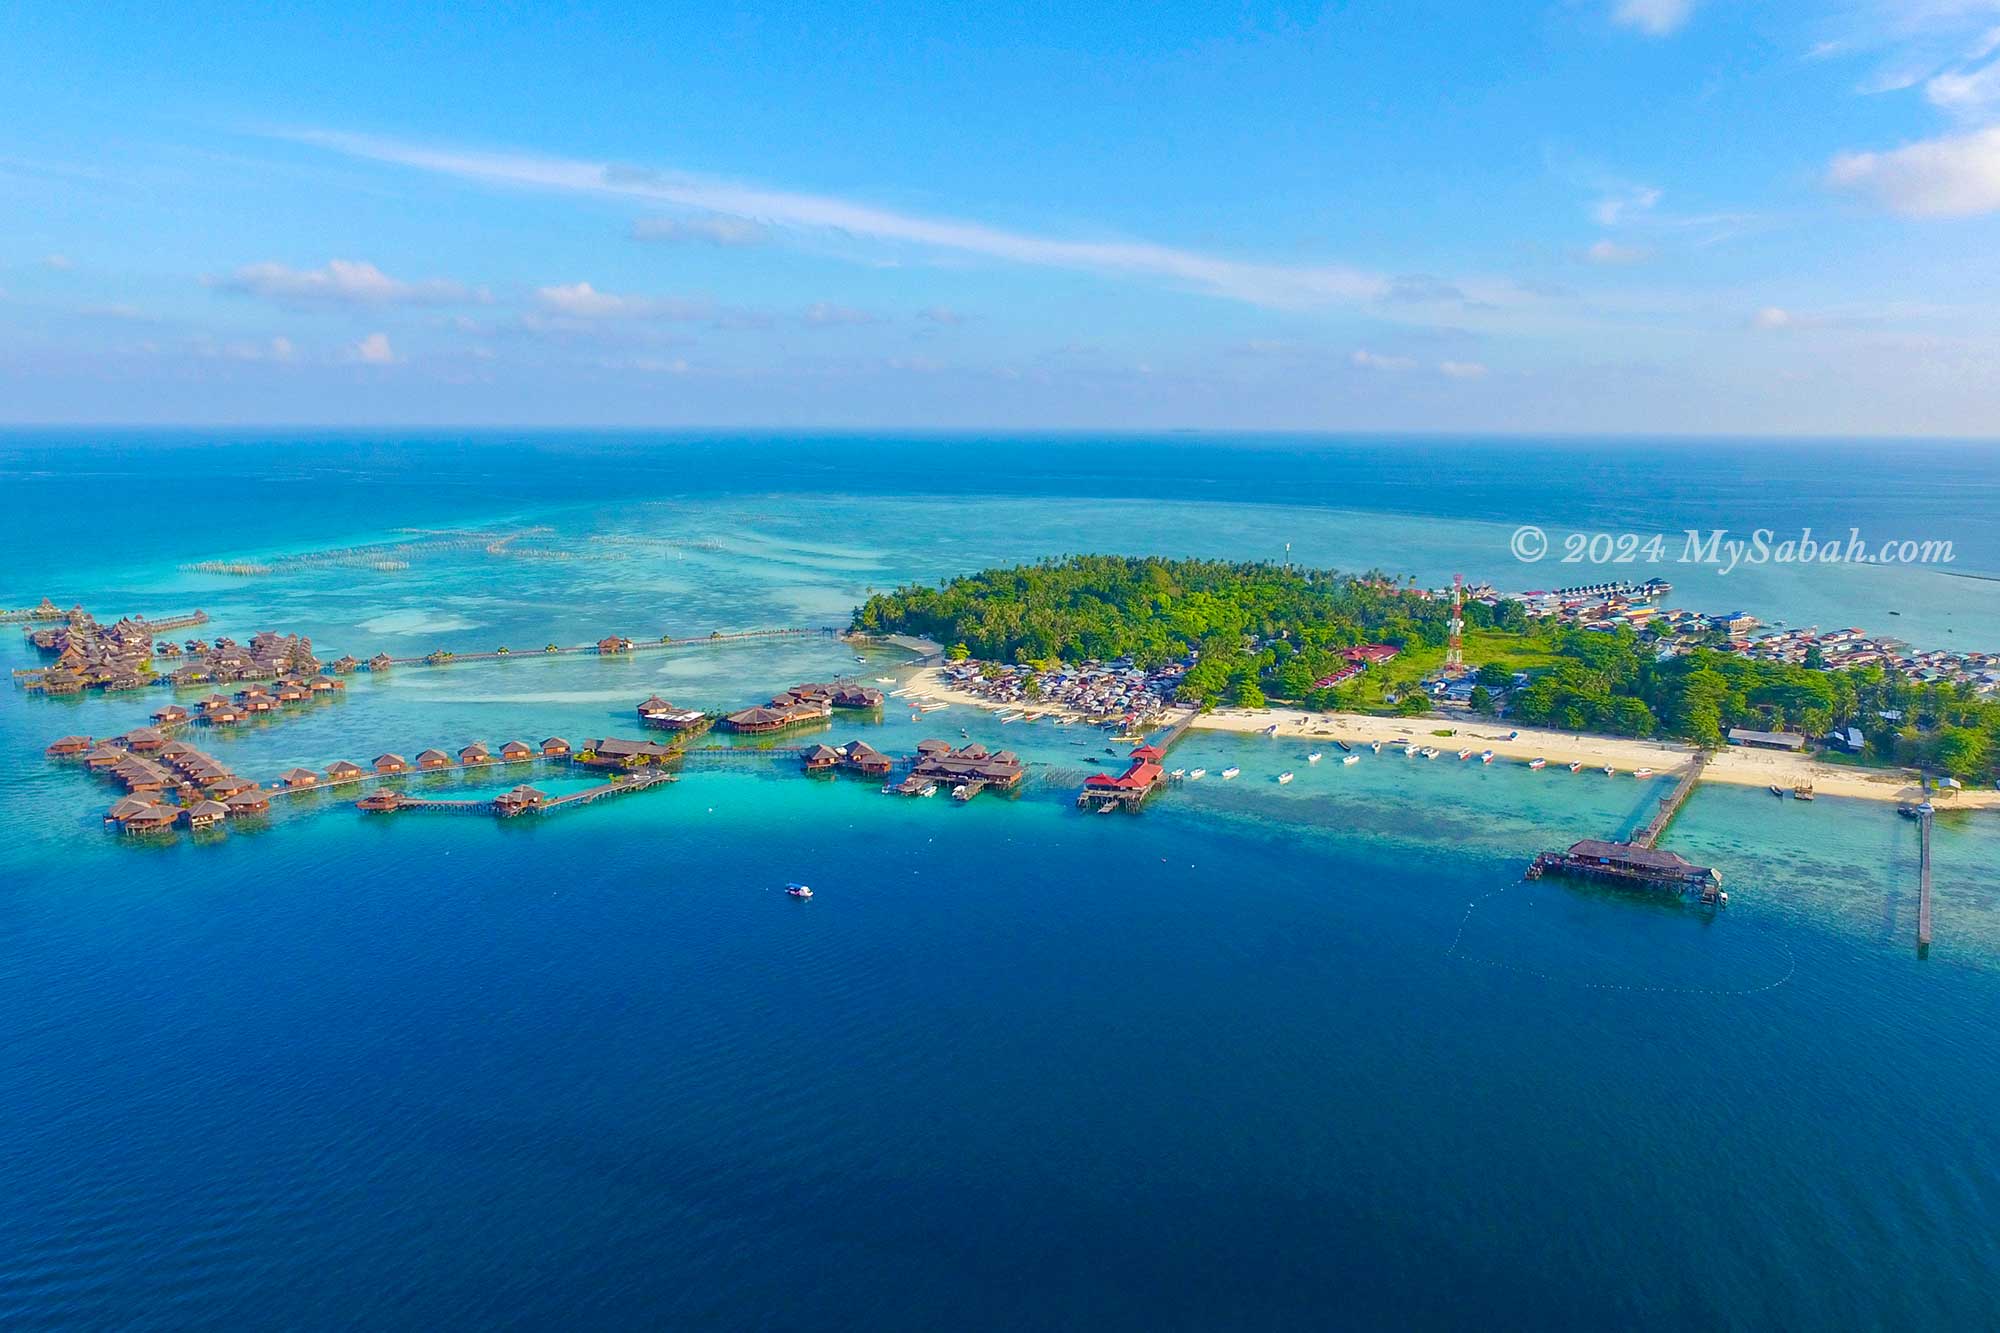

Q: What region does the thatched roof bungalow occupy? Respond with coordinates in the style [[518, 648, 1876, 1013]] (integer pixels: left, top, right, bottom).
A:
[[224, 789, 271, 815], [122, 806, 180, 835], [45, 735, 93, 757], [499, 740, 535, 762], [326, 760, 367, 782], [540, 737, 571, 757], [494, 785, 548, 816], [416, 749, 452, 770], [802, 744, 841, 772], [458, 742, 491, 765], [184, 800, 229, 830], [374, 753, 408, 775], [356, 789, 404, 813], [104, 795, 162, 825], [281, 768, 320, 789]]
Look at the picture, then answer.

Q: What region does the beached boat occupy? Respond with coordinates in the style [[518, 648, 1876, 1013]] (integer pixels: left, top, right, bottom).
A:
[[1634, 767, 1655, 779], [1528, 757, 1547, 770], [1422, 747, 1439, 759], [1307, 752, 1323, 764], [1480, 750, 1495, 764], [1221, 767, 1241, 780], [1342, 754, 1360, 766], [1457, 749, 1473, 761], [1334, 740, 1352, 753], [1277, 772, 1294, 784], [1793, 784, 1815, 801], [1769, 784, 1786, 797], [1507, 730, 1519, 741], [1568, 761, 1583, 773], [1603, 765, 1616, 776], [785, 882, 813, 899], [1263, 724, 1279, 737]]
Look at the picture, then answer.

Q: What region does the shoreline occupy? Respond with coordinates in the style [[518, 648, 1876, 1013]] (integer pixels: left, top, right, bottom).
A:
[[898, 667, 1996, 810]]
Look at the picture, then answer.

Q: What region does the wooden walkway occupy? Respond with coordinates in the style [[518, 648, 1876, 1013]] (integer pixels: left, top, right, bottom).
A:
[[1919, 809, 1934, 950], [378, 626, 830, 668], [1146, 708, 1203, 755], [1632, 752, 1710, 849]]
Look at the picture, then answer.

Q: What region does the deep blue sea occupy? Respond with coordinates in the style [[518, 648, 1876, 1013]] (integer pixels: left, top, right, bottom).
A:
[[3, 431, 1998, 1329]]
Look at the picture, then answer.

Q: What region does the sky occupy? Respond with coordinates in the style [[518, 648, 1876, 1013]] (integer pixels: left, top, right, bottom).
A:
[[5, 0, 2000, 435]]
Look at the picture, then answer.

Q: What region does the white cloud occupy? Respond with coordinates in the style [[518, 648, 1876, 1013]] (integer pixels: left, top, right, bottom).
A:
[[534, 281, 707, 320], [1611, 0, 1696, 37], [291, 130, 1392, 309], [42, 253, 74, 271], [1828, 125, 2000, 214], [1439, 360, 1489, 378], [270, 335, 296, 362], [917, 305, 965, 326], [212, 258, 481, 307], [631, 214, 768, 246], [1592, 185, 1663, 226], [350, 331, 397, 363], [1585, 238, 1653, 264], [1351, 349, 1417, 371], [1752, 306, 1794, 329]]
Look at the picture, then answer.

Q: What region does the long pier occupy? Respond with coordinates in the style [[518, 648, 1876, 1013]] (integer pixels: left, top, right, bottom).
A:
[[1632, 752, 1710, 849], [1918, 809, 1934, 951], [380, 626, 830, 668]]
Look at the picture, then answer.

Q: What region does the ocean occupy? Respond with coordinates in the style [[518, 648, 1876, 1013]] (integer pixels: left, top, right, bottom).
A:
[[2, 431, 1998, 1328]]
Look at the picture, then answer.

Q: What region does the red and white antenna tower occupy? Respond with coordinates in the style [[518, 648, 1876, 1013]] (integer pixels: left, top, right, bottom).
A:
[[1444, 573, 1466, 675]]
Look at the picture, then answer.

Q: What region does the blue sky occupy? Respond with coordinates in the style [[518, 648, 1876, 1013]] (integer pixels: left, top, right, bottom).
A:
[[5, 1, 2000, 434]]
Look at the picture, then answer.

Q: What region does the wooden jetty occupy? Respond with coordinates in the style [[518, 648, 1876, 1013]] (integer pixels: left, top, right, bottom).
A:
[[378, 626, 829, 669], [1918, 808, 1934, 951], [361, 772, 674, 817], [1632, 752, 1710, 849]]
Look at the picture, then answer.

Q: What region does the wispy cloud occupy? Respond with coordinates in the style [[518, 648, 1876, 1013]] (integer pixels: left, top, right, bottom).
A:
[[801, 301, 878, 327], [1592, 184, 1663, 226], [41, 253, 74, 271], [917, 305, 965, 326], [1584, 238, 1653, 265], [1610, 0, 1696, 38], [211, 258, 483, 307], [1438, 360, 1489, 378], [533, 281, 708, 320], [1351, 348, 1417, 371], [1828, 125, 2000, 214], [349, 331, 397, 363], [631, 214, 769, 246], [288, 130, 1391, 309]]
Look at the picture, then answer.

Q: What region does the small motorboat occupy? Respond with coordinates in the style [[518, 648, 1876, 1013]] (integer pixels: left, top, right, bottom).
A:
[[1568, 761, 1583, 773], [1634, 767, 1655, 779], [1263, 724, 1279, 736], [1334, 740, 1352, 753], [1528, 757, 1547, 770], [1277, 772, 1294, 784], [1480, 750, 1495, 764], [1603, 765, 1616, 776], [1341, 754, 1360, 766], [1188, 768, 1207, 780], [1221, 767, 1241, 780], [1422, 747, 1439, 760], [1793, 785, 1815, 801], [1457, 749, 1473, 761], [1370, 741, 1382, 754], [1769, 784, 1787, 797], [785, 882, 813, 899], [1308, 752, 1323, 764], [875, 677, 896, 684], [1170, 768, 1186, 780]]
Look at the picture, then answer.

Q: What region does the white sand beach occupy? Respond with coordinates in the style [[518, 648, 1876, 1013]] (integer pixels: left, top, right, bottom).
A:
[[899, 667, 1996, 809]]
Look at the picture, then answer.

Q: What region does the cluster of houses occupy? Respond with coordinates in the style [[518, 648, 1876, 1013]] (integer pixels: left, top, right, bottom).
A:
[[20, 607, 207, 694], [1078, 743, 1166, 810], [902, 739, 1025, 800], [174, 674, 345, 727], [938, 660, 1183, 726], [1310, 643, 1402, 691], [47, 728, 270, 833], [721, 681, 883, 734], [802, 739, 896, 778]]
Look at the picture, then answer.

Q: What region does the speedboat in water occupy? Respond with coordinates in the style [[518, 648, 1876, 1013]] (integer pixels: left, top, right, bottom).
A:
[[1342, 753, 1360, 766], [1277, 772, 1294, 784], [1568, 761, 1583, 773], [1634, 767, 1655, 779], [1457, 749, 1473, 761], [1188, 768, 1207, 780], [1307, 752, 1323, 764], [1528, 757, 1547, 770], [1221, 767, 1241, 780], [1480, 750, 1495, 764], [785, 882, 813, 899]]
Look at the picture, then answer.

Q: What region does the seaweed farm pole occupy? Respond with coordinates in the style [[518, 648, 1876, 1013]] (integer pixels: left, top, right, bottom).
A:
[[1918, 809, 1934, 954]]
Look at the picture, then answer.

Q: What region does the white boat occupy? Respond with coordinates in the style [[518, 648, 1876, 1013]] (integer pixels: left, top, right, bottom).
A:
[[1221, 767, 1241, 779], [1528, 757, 1547, 770], [1370, 741, 1382, 754], [1277, 772, 1294, 784], [1188, 768, 1207, 780], [785, 882, 813, 899], [1307, 752, 1323, 764], [1423, 747, 1439, 759], [1170, 768, 1186, 779], [875, 677, 896, 684], [1480, 750, 1495, 764], [919, 784, 937, 798], [1457, 749, 1473, 761], [1568, 761, 1583, 773], [1603, 765, 1616, 776], [1341, 754, 1360, 766], [1634, 767, 1655, 779], [1262, 724, 1279, 737]]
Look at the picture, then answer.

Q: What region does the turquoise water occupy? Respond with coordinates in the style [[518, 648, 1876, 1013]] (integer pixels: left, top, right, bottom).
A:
[[3, 433, 1998, 1327]]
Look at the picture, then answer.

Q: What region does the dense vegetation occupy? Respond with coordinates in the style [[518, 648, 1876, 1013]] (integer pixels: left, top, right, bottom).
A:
[[855, 556, 2000, 779]]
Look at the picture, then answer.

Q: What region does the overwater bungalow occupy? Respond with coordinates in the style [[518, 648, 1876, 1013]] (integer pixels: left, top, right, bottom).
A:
[[273, 681, 308, 704], [152, 704, 190, 726], [84, 746, 127, 770], [802, 743, 842, 772], [909, 741, 1025, 793], [356, 789, 405, 813], [830, 684, 885, 710], [331, 655, 360, 674], [636, 696, 708, 731], [122, 806, 181, 835], [416, 750, 452, 770], [121, 727, 166, 752], [105, 795, 162, 826], [224, 789, 271, 815], [540, 737, 571, 757], [184, 800, 228, 831], [721, 699, 830, 734], [326, 760, 367, 782], [499, 740, 535, 763], [114, 759, 172, 792], [309, 675, 341, 693], [45, 735, 94, 757], [281, 768, 320, 789], [494, 785, 548, 816], [368, 653, 393, 671], [374, 753, 409, 775], [207, 777, 258, 799], [459, 742, 492, 765], [597, 635, 634, 654], [839, 741, 895, 776], [581, 737, 679, 767]]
